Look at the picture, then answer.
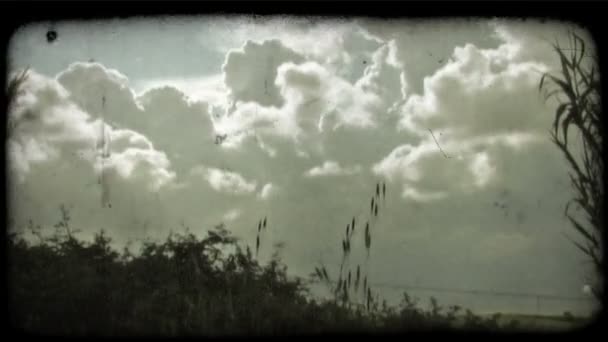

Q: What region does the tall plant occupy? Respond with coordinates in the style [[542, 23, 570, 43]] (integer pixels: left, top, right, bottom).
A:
[[539, 31, 603, 299], [6, 67, 30, 137]]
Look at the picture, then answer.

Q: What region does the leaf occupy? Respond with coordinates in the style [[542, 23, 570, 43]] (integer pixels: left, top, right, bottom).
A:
[[315, 267, 323, 280], [348, 271, 351, 289], [322, 267, 329, 282], [559, 52, 573, 87], [567, 214, 598, 248], [561, 110, 576, 146], [573, 32, 586, 65], [539, 73, 548, 92], [565, 233, 593, 258], [552, 102, 569, 132], [551, 76, 576, 101]]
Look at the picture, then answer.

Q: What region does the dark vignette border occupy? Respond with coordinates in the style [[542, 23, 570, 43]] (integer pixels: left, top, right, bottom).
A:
[[0, 1, 606, 340]]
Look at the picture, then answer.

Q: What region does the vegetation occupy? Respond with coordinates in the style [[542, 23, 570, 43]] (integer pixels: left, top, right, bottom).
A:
[[8, 205, 518, 336], [6, 67, 29, 138], [539, 31, 603, 300]]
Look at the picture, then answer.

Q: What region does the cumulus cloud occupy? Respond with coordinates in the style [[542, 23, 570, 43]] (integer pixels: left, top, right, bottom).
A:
[[355, 44, 406, 114], [398, 42, 551, 139], [205, 32, 413, 178], [223, 208, 242, 222], [103, 129, 176, 191], [277, 60, 384, 133], [7, 68, 175, 191], [373, 132, 546, 201], [369, 22, 580, 204], [402, 187, 448, 203], [56, 62, 144, 127], [133, 74, 227, 106], [7, 69, 181, 242], [305, 160, 362, 177], [209, 19, 383, 85], [360, 19, 504, 95], [193, 166, 257, 195], [222, 39, 304, 108], [258, 183, 278, 200]]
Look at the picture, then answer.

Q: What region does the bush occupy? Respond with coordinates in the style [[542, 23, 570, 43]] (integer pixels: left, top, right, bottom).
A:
[[8, 209, 514, 335]]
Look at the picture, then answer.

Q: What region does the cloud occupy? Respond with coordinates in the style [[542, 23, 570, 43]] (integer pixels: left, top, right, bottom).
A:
[[104, 128, 176, 191], [320, 27, 384, 84], [6, 67, 184, 242], [360, 19, 504, 95], [489, 20, 596, 72], [133, 75, 228, 106], [355, 44, 406, 114], [373, 133, 546, 200], [56, 62, 144, 128], [193, 166, 257, 195], [402, 187, 448, 202], [209, 32, 412, 176], [258, 183, 278, 200], [222, 39, 304, 108], [305, 160, 361, 177], [223, 209, 242, 222], [7, 69, 175, 191], [398, 42, 551, 139], [368, 22, 576, 204], [207, 18, 383, 85]]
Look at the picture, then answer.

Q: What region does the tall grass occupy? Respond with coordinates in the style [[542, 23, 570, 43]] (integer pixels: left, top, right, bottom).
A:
[[6, 67, 30, 138], [539, 31, 603, 300]]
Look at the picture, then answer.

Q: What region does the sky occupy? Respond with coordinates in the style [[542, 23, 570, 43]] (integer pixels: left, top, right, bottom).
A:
[[6, 16, 599, 316]]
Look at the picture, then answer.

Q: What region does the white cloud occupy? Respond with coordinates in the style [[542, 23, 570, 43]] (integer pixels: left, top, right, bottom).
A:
[[207, 18, 382, 85], [7, 68, 175, 191], [372, 132, 543, 200], [258, 183, 278, 200], [360, 19, 504, 96], [222, 39, 304, 108], [223, 208, 242, 222], [398, 41, 551, 139], [133, 75, 227, 107], [469, 152, 495, 188], [305, 160, 361, 177], [402, 186, 448, 202], [355, 44, 406, 114], [274, 60, 384, 142], [193, 166, 257, 195]]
